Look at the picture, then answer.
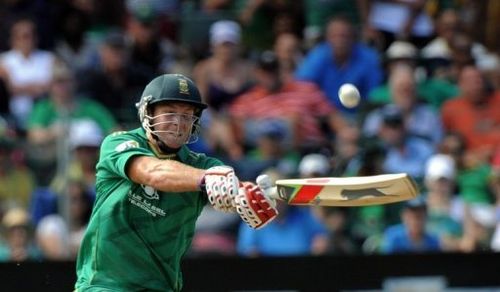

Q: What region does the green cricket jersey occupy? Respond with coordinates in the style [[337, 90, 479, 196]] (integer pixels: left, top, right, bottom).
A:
[[75, 128, 222, 291]]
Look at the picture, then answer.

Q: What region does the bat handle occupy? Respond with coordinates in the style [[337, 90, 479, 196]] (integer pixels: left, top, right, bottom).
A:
[[256, 174, 281, 201]]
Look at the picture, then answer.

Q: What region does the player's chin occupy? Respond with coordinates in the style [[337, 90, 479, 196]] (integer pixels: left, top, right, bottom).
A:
[[161, 134, 187, 148]]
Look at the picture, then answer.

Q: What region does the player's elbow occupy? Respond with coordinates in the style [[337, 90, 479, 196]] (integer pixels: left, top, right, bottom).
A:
[[127, 156, 162, 187]]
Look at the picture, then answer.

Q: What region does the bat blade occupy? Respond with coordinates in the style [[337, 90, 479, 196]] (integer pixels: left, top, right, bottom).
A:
[[263, 173, 418, 206]]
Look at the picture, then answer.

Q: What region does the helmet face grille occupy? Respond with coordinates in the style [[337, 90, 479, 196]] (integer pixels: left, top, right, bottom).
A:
[[140, 101, 202, 145], [136, 74, 207, 146]]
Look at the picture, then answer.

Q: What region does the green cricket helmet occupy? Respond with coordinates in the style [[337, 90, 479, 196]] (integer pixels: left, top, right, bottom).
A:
[[136, 74, 208, 144]]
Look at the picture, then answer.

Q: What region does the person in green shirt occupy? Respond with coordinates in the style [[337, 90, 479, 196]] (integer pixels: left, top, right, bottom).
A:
[[75, 73, 278, 291]]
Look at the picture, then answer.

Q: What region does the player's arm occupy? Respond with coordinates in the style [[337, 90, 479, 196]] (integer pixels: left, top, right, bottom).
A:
[[127, 155, 205, 193], [128, 155, 279, 227], [127, 155, 239, 213]]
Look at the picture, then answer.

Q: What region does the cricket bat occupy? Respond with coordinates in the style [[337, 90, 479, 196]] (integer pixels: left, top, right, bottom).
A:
[[257, 173, 419, 206]]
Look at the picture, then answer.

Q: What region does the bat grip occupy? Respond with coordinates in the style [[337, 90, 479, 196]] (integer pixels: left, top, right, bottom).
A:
[[262, 186, 280, 200], [256, 174, 282, 201]]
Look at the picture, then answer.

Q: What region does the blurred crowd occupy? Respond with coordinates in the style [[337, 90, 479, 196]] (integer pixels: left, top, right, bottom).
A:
[[0, 0, 499, 262]]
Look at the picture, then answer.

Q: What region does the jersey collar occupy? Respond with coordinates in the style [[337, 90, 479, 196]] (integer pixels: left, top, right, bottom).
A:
[[138, 128, 190, 162]]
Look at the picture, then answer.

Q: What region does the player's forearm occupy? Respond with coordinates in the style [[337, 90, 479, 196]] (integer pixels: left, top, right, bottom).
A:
[[128, 156, 205, 193]]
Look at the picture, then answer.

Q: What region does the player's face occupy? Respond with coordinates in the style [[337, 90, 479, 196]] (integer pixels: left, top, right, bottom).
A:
[[149, 102, 198, 148]]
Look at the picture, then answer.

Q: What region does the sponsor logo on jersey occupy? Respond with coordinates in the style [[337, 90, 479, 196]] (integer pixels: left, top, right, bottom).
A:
[[128, 190, 166, 217], [115, 140, 139, 152]]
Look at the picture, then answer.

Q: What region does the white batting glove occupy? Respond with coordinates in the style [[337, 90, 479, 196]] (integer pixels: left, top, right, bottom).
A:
[[235, 182, 278, 229], [201, 166, 239, 213]]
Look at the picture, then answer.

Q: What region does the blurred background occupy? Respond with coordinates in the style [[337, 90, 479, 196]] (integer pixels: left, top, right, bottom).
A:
[[0, 0, 499, 291]]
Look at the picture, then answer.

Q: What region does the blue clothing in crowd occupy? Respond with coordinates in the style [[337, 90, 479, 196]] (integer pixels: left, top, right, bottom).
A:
[[381, 224, 441, 254], [237, 207, 327, 256], [382, 136, 435, 181], [295, 42, 383, 112]]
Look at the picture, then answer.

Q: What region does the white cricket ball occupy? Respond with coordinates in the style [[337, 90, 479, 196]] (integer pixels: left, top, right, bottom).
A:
[[338, 83, 361, 108]]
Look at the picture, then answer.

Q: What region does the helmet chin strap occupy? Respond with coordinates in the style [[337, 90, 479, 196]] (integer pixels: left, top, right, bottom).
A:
[[156, 138, 180, 154], [147, 131, 181, 154]]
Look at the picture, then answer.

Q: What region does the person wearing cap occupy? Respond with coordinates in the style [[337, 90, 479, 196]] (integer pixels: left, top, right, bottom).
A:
[[380, 197, 441, 254], [0, 207, 41, 262], [229, 50, 346, 157], [75, 74, 278, 291], [236, 119, 301, 180], [368, 41, 459, 109], [423, 154, 464, 251], [370, 103, 434, 182], [48, 120, 104, 198], [192, 20, 254, 159], [363, 63, 444, 147]]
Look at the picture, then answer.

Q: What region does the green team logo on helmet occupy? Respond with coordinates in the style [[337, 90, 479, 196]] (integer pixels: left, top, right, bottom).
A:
[[178, 79, 190, 95]]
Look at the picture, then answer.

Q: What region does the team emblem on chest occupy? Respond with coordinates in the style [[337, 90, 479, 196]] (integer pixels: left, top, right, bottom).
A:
[[141, 185, 159, 200]]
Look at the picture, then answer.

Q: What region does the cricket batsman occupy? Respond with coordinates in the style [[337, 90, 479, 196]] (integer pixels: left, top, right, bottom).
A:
[[75, 74, 278, 291]]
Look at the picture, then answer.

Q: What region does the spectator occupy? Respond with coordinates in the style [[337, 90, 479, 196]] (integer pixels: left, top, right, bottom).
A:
[[421, 9, 500, 77], [423, 154, 464, 251], [490, 150, 500, 251], [458, 203, 496, 253], [0, 207, 41, 262], [192, 20, 254, 159], [26, 60, 116, 185], [229, 51, 346, 156], [236, 0, 304, 54], [33, 179, 94, 260], [189, 204, 240, 257], [27, 61, 116, 142], [273, 32, 303, 83], [193, 20, 254, 112], [295, 16, 383, 114], [330, 121, 362, 177], [375, 105, 434, 182], [381, 197, 441, 254], [234, 119, 301, 181], [29, 120, 102, 228], [35, 214, 71, 260], [237, 202, 328, 257], [50, 119, 104, 197], [364, 64, 444, 147], [302, 0, 364, 49], [363, 0, 434, 50], [441, 65, 500, 162], [0, 119, 35, 212], [53, 5, 97, 75], [125, 3, 177, 74], [421, 9, 461, 62], [296, 154, 358, 254], [65, 180, 94, 257], [77, 30, 154, 127], [315, 206, 358, 254], [298, 153, 331, 178], [439, 131, 493, 205], [368, 40, 459, 110], [0, 17, 56, 131]]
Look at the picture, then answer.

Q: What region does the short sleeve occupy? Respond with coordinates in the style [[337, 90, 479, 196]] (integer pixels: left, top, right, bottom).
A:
[[96, 132, 154, 180]]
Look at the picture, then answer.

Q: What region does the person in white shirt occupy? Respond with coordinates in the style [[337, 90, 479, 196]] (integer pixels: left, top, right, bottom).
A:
[[0, 17, 55, 130]]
